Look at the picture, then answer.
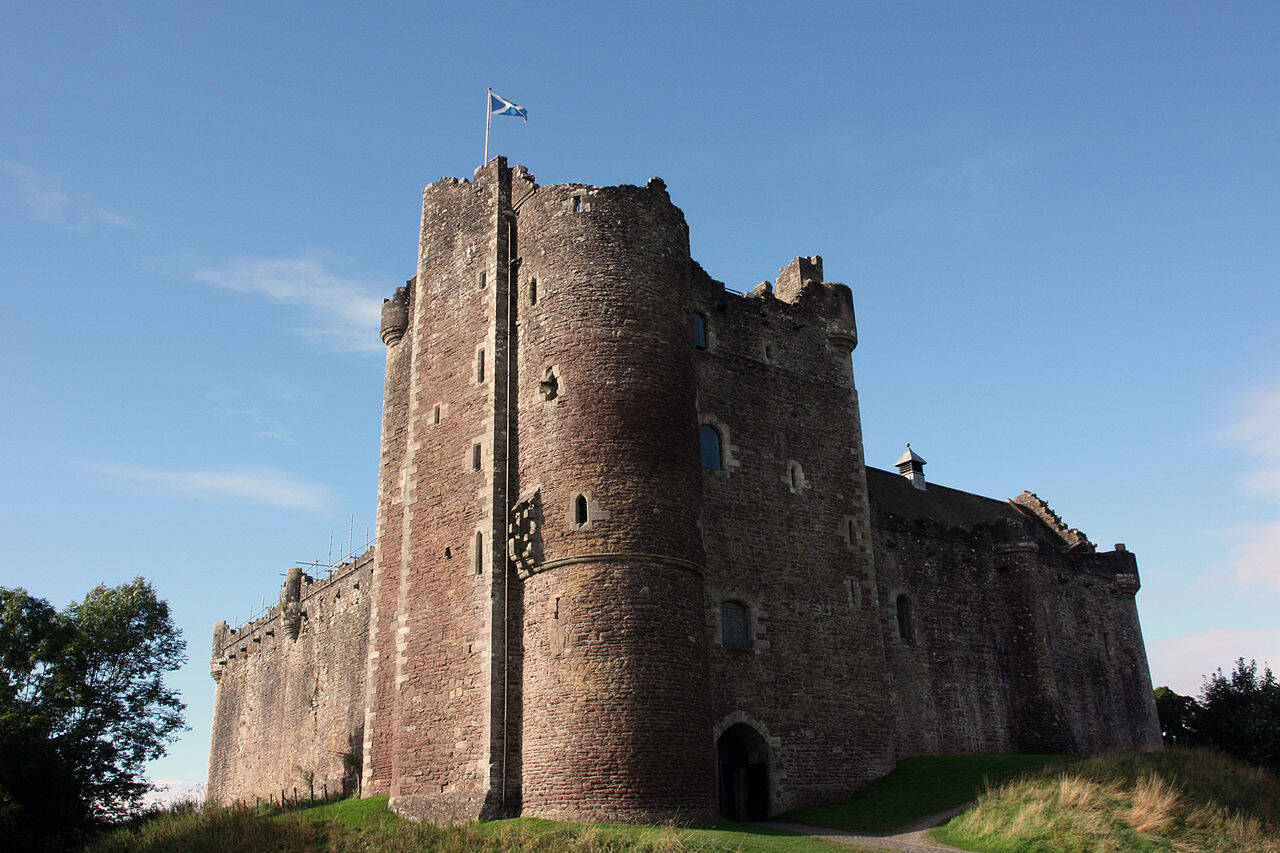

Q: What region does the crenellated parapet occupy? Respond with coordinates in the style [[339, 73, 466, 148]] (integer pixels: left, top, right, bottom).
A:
[[209, 549, 374, 676], [1011, 491, 1096, 551], [380, 279, 412, 346]]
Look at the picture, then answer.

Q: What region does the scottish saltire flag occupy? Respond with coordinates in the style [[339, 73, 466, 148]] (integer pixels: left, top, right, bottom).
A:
[[489, 91, 527, 122]]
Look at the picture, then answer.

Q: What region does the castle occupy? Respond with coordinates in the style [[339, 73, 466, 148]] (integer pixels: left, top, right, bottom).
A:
[[206, 159, 1162, 824]]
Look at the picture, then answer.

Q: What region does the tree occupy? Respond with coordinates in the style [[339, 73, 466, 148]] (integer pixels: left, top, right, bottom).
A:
[[1190, 658, 1280, 776], [1153, 685, 1195, 745], [0, 578, 186, 847]]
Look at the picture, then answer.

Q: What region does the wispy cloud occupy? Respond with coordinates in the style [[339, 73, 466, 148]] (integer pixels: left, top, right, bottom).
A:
[[1217, 381, 1280, 589], [86, 462, 333, 512], [2, 161, 139, 231], [1147, 627, 1280, 696], [174, 252, 385, 352]]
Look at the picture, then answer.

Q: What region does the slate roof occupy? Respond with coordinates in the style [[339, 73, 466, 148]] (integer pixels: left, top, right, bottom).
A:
[[865, 466, 1022, 531]]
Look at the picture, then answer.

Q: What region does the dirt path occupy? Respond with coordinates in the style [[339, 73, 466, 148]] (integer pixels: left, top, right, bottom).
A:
[[765, 803, 973, 852]]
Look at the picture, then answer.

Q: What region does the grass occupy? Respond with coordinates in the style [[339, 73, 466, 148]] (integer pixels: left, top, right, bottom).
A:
[[931, 747, 1280, 852], [779, 753, 1074, 833], [87, 794, 849, 852]]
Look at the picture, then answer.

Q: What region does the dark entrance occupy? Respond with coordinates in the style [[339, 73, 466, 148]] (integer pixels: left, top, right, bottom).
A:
[[717, 723, 770, 821]]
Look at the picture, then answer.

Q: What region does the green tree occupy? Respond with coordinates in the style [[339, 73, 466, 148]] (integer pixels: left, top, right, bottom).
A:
[[0, 578, 186, 847], [1190, 658, 1280, 776], [1153, 685, 1195, 745]]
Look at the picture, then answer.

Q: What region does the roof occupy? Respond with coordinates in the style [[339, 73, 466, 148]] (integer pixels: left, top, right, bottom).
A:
[[894, 445, 926, 467], [865, 466, 1022, 531]]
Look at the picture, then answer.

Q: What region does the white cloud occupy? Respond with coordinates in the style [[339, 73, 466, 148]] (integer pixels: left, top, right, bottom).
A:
[[144, 780, 205, 807], [1, 161, 138, 231], [1147, 628, 1280, 696], [184, 253, 385, 352], [1217, 381, 1280, 589], [86, 462, 333, 512]]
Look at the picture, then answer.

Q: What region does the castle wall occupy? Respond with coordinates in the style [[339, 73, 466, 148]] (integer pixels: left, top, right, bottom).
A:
[[511, 178, 716, 822], [361, 279, 415, 796], [869, 499, 1162, 758], [206, 556, 372, 805], [693, 262, 896, 815], [367, 163, 513, 822]]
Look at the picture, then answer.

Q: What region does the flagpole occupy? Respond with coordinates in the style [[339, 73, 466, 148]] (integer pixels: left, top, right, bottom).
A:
[[484, 88, 491, 166]]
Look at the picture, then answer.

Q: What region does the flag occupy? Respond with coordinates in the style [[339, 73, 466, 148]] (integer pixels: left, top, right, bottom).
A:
[[489, 91, 527, 122]]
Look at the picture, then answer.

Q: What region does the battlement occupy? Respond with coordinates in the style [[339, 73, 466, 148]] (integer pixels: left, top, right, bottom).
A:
[[209, 548, 373, 679]]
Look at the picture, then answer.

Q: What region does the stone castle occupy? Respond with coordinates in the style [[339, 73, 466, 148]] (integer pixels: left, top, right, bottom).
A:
[[206, 159, 1162, 824]]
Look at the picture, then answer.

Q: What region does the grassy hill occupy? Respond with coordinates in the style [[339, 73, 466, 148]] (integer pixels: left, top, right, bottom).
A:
[[932, 748, 1280, 852], [87, 749, 1280, 852], [86, 795, 845, 852]]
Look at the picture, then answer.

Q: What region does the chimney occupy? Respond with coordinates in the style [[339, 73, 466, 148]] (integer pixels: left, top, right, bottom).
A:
[[895, 444, 927, 490]]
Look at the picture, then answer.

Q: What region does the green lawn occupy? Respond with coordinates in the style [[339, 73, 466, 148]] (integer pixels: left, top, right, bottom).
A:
[[277, 795, 847, 852], [780, 754, 1076, 834]]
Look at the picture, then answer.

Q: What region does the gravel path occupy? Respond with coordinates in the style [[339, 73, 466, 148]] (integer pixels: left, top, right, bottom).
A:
[[765, 803, 973, 852]]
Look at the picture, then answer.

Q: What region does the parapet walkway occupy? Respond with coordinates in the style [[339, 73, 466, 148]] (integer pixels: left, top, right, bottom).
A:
[[765, 803, 972, 853]]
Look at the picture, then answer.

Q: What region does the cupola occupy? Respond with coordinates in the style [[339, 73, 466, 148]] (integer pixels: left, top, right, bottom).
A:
[[895, 443, 926, 490]]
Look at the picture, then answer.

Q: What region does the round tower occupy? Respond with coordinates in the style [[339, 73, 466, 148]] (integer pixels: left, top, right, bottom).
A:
[[511, 177, 715, 822]]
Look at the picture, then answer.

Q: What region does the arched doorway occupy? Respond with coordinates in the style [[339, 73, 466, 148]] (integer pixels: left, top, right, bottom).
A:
[[717, 723, 770, 821]]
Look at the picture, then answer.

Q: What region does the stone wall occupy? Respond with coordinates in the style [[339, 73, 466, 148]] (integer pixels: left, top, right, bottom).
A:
[[866, 470, 1162, 758], [693, 260, 896, 815], [206, 554, 372, 805]]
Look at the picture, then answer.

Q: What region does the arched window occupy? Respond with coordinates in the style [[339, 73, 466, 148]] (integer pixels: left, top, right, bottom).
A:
[[693, 312, 708, 349], [721, 601, 750, 651], [896, 594, 914, 643], [700, 425, 723, 470], [787, 460, 804, 492], [574, 494, 588, 526]]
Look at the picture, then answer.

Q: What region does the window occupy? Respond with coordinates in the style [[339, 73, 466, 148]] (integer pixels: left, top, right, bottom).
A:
[[721, 601, 750, 651], [699, 425, 723, 470], [572, 195, 582, 212], [574, 494, 588, 526], [474, 532, 484, 575], [787, 461, 804, 492], [693, 313, 708, 349], [529, 278, 537, 305], [433, 404, 441, 425], [479, 270, 487, 290], [896, 594, 914, 643], [471, 444, 482, 471], [476, 348, 485, 382]]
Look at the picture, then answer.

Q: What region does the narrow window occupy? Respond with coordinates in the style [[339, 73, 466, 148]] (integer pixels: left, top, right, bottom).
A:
[[474, 531, 483, 575], [699, 425, 723, 470], [574, 494, 588, 526], [471, 444, 481, 471], [896, 594, 913, 643], [479, 270, 487, 290], [572, 195, 582, 213], [763, 342, 775, 362], [846, 518, 856, 543], [790, 466, 799, 490], [721, 601, 750, 651], [433, 404, 441, 425], [693, 313, 708, 349], [529, 278, 537, 305], [1103, 631, 1112, 659], [477, 349, 485, 382]]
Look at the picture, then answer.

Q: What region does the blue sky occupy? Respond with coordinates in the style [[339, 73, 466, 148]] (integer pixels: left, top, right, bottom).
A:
[[2, 2, 1277, 796]]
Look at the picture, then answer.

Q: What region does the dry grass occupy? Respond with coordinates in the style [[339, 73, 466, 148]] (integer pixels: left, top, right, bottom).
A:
[[932, 747, 1280, 853]]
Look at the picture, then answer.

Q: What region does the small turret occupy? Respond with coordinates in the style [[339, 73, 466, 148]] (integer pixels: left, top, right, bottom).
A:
[[280, 566, 303, 639], [895, 444, 926, 490], [380, 281, 411, 346]]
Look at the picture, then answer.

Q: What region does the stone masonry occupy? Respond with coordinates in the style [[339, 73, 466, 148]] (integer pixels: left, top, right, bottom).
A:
[[207, 160, 1162, 823]]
